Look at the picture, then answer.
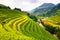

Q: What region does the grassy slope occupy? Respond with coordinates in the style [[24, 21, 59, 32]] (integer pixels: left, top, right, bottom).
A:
[[42, 9, 60, 28], [42, 3, 60, 29], [41, 9, 60, 39], [0, 5, 57, 40]]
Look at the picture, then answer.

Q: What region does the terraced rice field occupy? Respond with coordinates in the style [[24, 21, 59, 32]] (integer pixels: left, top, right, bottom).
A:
[[42, 18, 60, 28], [0, 14, 57, 40]]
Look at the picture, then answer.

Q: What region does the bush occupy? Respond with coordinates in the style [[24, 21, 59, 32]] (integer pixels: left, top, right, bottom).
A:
[[56, 28, 60, 39], [44, 24, 57, 34], [14, 8, 21, 11], [25, 13, 38, 22], [0, 6, 10, 9], [29, 15, 38, 22], [44, 24, 60, 39]]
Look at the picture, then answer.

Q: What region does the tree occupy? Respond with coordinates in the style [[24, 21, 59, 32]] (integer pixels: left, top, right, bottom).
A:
[[14, 8, 21, 11], [29, 15, 38, 22]]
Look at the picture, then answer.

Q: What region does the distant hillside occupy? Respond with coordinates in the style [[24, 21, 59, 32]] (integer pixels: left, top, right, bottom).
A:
[[41, 3, 60, 39], [46, 3, 60, 17], [0, 4, 6, 6], [0, 4, 10, 9], [31, 3, 55, 16], [46, 3, 60, 23]]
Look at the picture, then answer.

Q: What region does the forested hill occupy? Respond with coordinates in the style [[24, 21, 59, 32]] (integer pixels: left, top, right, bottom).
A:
[[46, 3, 60, 17], [31, 3, 55, 16]]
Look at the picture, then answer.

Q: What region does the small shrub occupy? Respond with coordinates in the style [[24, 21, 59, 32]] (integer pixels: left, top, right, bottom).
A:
[[56, 28, 60, 39], [44, 24, 57, 34]]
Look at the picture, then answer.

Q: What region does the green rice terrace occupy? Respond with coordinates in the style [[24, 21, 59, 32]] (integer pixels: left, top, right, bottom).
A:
[[40, 5, 60, 40], [0, 4, 58, 40]]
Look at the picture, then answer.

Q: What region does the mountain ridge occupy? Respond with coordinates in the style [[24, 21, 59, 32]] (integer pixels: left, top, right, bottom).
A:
[[46, 3, 60, 17], [31, 3, 55, 16]]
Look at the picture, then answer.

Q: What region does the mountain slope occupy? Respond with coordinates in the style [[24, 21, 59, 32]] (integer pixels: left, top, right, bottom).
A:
[[41, 3, 60, 39], [0, 4, 57, 40], [31, 3, 55, 16], [42, 3, 60, 30], [46, 3, 60, 16]]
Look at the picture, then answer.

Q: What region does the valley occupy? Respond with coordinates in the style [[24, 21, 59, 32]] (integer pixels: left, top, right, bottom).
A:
[[0, 3, 60, 40]]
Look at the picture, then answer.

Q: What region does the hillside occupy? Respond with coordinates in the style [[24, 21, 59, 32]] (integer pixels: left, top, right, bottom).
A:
[[41, 3, 60, 39], [43, 3, 60, 23], [31, 3, 55, 16], [46, 3, 60, 16], [0, 4, 57, 40]]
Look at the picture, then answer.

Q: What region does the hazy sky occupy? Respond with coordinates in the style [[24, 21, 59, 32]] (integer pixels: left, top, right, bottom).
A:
[[0, 0, 60, 11]]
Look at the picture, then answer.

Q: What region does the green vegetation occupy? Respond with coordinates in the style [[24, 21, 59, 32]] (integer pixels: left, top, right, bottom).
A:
[[40, 3, 60, 40], [0, 4, 57, 40], [31, 3, 55, 17]]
